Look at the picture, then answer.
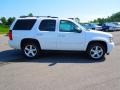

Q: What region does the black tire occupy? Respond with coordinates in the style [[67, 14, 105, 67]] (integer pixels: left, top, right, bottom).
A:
[[87, 43, 105, 60], [22, 42, 40, 59]]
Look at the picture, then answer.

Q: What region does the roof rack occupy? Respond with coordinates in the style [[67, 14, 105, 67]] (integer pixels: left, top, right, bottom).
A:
[[19, 16, 58, 18]]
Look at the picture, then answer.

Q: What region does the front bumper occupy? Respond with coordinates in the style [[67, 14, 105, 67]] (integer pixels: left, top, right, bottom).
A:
[[107, 42, 115, 54]]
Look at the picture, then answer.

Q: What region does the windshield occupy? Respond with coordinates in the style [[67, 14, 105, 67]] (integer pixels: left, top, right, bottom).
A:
[[78, 23, 88, 31], [71, 21, 87, 31], [69, 19, 89, 31]]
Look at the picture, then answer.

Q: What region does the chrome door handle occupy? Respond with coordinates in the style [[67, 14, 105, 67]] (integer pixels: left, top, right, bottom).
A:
[[37, 33, 43, 36], [58, 34, 65, 37]]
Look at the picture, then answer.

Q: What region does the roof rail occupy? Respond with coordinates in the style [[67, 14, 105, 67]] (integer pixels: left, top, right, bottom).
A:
[[19, 16, 58, 18]]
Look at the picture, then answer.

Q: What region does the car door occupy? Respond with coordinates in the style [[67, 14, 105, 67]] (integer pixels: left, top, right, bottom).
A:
[[57, 20, 86, 51], [36, 19, 57, 50]]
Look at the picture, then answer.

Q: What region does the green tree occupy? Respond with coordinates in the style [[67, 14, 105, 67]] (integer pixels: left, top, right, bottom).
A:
[[20, 13, 33, 18], [7, 17, 15, 25], [91, 11, 120, 24], [110, 12, 120, 22], [28, 13, 33, 17], [75, 17, 80, 23], [1, 17, 7, 25]]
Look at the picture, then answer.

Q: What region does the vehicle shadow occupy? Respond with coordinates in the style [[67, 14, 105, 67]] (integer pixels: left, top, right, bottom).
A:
[[0, 49, 105, 66], [0, 49, 23, 61]]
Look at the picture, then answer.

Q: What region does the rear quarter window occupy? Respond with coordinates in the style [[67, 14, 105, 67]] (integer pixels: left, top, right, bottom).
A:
[[13, 19, 36, 30], [39, 20, 56, 31]]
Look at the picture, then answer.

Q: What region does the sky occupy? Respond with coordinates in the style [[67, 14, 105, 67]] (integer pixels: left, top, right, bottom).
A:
[[0, 0, 120, 22]]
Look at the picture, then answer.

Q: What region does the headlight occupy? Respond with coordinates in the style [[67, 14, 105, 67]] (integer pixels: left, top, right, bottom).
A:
[[109, 37, 113, 42]]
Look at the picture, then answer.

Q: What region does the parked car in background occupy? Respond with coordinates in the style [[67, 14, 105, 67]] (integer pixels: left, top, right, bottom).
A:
[[90, 23, 103, 31], [102, 22, 120, 31], [112, 22, 120, 31], [81, 23, 102, 31], [102, 23, 110, 31], [81, 23, 90, 29]]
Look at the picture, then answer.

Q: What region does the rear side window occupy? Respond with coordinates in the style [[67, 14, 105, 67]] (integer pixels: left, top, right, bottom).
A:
[[39, 20, 56, 31], [13, 19, 36, 30]]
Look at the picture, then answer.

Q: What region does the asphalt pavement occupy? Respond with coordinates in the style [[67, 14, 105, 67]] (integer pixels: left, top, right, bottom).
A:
[[0, 32, 120, 90]]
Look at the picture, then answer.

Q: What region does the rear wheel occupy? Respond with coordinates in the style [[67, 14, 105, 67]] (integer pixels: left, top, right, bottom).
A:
[[22, 43, 40, 58], [87, 43, 105, 60]]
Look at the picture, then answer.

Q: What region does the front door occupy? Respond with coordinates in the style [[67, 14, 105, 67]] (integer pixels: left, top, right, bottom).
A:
[[57, 20, 85, 51]]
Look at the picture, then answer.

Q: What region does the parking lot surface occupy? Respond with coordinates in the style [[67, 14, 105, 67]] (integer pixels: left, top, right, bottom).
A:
[[0, 32, 120, 90]]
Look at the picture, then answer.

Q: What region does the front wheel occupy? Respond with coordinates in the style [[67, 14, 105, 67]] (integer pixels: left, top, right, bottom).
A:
[[22, 43, 40, 58], [87, 43, 105, 60]]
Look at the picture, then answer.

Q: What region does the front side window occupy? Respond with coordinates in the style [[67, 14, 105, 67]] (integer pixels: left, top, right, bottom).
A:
[[59, 20, 77, 32], [39, 20, 56, 31], [13, 19, 36, 30]]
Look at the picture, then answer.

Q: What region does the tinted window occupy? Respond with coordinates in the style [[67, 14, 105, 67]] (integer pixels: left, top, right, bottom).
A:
[[59, 20, 77, 32], [13, 19, 36, 30], [39, 20, 56, 31]]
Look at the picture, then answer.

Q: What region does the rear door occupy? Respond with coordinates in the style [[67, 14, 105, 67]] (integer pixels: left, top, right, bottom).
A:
[[37, 19, 57, 50]]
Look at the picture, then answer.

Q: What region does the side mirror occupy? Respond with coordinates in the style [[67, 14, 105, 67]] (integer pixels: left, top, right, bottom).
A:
[[75, 27, 82, 33]]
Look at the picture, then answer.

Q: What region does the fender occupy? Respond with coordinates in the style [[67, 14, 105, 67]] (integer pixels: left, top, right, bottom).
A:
[[84, 36, 108, 51]]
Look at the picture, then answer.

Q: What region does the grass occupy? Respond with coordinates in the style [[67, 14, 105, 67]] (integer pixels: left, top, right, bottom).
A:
[[0, 24, 9, 34]]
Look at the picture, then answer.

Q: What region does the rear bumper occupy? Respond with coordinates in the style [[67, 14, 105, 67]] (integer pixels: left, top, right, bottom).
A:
[[8, 40, 21, 49], [107, 42, 115, 54]]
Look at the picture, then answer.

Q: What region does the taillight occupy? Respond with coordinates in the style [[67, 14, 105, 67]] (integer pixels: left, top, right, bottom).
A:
[[8, 30, 12, 40]]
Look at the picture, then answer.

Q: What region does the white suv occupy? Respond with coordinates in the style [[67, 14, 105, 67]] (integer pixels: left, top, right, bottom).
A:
[[8, 16, 114, 60]]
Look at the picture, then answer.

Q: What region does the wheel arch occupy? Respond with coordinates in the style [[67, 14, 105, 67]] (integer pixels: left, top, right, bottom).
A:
[[86, 40, 107, 53], [20, 38, 41, 50]]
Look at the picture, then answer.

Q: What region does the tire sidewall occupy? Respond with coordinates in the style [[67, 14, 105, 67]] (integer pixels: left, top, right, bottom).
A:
[[87, 43, 105, 60], [22, 43, 40, 59]]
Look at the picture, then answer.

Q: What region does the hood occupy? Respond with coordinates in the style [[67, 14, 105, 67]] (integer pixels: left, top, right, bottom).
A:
[[88, 30, 112, 37]]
